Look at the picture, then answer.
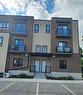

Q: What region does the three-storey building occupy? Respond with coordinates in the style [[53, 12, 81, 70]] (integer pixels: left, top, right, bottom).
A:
[[0, 15, 81, 79]]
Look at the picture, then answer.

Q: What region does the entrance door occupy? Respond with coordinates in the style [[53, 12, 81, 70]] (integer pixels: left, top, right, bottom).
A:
[[41, 60, 46, 73], [35, 60, 46, 73], [35, 60, 47, 78], [35, 60, 40, 72]]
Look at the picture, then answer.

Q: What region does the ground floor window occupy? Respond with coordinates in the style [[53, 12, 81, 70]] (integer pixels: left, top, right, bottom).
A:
[[13, 58, 23, 67], [59, 60, 67, 69]]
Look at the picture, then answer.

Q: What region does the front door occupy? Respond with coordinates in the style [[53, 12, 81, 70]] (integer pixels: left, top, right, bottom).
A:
[[41, 60, 46, 73], [35, 60, 46, 73], [35, 60, 40, 72]]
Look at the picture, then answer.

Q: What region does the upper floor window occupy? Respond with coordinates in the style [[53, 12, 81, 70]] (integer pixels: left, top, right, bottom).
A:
[[14, 23, 26, 33], [13, 58, 23, 67], [0, 37, 3, 47], [57, 24, 69, 35], [14, 39, 25, 50], [59, 60, 67, 69], [42, 45, 47, 53], [35, 45, 41, 52], [35, 45, 48, 53], [0, 22, 9, 30], [34, 24, 39, 33], [46, 25, 50, 33], [58, 41, 67, 47], [57, 41, 67, 52]]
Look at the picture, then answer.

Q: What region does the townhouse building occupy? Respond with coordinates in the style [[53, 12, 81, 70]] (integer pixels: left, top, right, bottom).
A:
[[0, 15, 81, 79]]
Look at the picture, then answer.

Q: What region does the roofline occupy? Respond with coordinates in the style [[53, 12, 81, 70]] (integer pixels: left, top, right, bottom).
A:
[[0, 15, 34, 18], [52, 17, 72, 19], [0, 15, 78, 21], [34, 19, 51, 21]]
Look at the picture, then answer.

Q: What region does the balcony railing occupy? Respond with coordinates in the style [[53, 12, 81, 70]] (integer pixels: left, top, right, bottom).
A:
[[56, 46, 71, 53], [45, 66, 51, 73], [9, 44, 26, 53], [56, 30, 71, 38]]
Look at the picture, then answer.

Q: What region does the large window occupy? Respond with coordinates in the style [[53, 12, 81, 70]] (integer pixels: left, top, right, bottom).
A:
[[14, 23, 26, 33], [35, 45, 41, 52], [59, 60, 67, 69], [42, 45, 47, 53], [57, 41, 67, 52], [14, 39, 25, 50], [34, 24, 39, 33], [13, 58, 23, 67], [58, 41, 67, 47], [57, 24, 69, 35], [0, 37, 3, 47], [57, 41, 71, 53], [35, 45, 48, 53], [0, 22, 9, 30], [46, 25, 50, 33]]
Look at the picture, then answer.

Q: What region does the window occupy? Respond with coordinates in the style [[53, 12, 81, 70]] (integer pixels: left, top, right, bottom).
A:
[[35, 45, 41, 52], [42, 45, 47, 53], [35, 45, 48, 53], [14, 39, 25, 50], [59, 60, 67, 69], [46, 25, 50, 33], [58, 41, 67, 47], [57, 24, 69, 35], [0, 22, 9, 30], [14, 23, 26, 33], [13, 58, 23, 67], [57, 41, 67, 52], [34, 24, 39, 33], [0, 37, 3, 47]]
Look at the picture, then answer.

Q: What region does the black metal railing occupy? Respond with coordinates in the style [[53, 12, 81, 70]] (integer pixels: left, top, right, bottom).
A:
[[30, 65, 36, 73], [45, 66, 51, 73], [56, 46, 71, 53], [9, 44, 26, 51], [56, 30, 71, 37]]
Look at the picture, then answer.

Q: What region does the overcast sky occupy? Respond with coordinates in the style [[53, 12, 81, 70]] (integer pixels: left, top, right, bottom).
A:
[[0, 0, 83, 47]]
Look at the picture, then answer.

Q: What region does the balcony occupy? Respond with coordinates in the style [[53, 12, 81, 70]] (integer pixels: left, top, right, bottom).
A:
[[28, 52, 53, 57], [56, 30, 71, 38], [56, 46, 72, 56], [9, 45, 26, 54], [12, 31, 27, 36]]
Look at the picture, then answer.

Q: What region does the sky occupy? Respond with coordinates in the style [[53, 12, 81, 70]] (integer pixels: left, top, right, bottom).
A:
[[0, 0, 83, 47]]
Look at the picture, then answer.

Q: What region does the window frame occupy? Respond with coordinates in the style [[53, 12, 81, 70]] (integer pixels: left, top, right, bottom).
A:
[[57, 24, 69, 35], [58, 41, 67, 47], [13, 58, 23, 67], [0, 37, 3, 47], [35, 45, 41, 52], [42, 45, 47, 53], [14, 39, 25, 50], [0, 22, 9, 30], [46, 25, 50, 33], [34, 24, 39, 33], [59, 60, 67, 69], [14, 23, 26, 33]]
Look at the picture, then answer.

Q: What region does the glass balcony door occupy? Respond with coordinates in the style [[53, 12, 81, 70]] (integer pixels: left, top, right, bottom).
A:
[[35, 60, 40, 72], [14, 39, 25, 51], [35, 60, 46, 73]]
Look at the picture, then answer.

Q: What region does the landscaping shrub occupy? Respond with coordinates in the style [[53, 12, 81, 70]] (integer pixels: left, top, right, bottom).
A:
[[46, 76, 74, 80], [67, 76, 74, 80], [9, 73, 34, 79]]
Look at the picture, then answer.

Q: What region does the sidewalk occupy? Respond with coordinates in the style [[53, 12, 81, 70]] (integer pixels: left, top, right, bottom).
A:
[[0, 78, 83, 83]]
